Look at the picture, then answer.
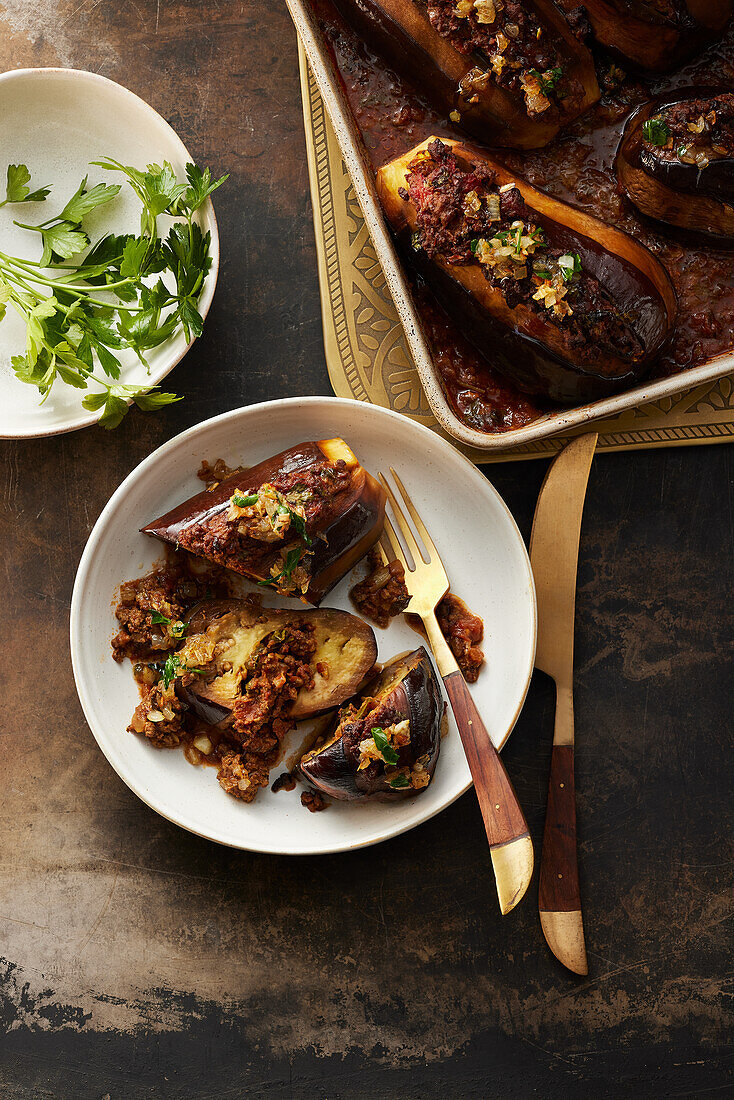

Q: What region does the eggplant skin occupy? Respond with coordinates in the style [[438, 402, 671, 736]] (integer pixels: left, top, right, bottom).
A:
[[333, 0, 599, 150], [616, 91, 734, 242], [376, 137, 677, 404], [299, 647, 444, 802], [176, 598, 378, 726], [142, 439, 386, 606], [556, 0, 732, 71]]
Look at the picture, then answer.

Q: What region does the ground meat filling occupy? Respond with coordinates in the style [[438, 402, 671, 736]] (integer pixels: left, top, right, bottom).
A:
[[422, 0, 578, 117], [230, 623, 317, 755], [112, 561, 227, 663], [173, 459, 352, 598], [436, 593, 485, 682], [350, 547, 411, 627], [404, 139, 644, 363], [301, 790, 329, 812], [207, 621, 318, 803], [115, 556, 322, 805], [642, 94, 734, 171]]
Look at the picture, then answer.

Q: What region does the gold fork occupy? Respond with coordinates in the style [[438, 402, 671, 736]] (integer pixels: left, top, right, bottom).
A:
[[378, 467, 534, 915]]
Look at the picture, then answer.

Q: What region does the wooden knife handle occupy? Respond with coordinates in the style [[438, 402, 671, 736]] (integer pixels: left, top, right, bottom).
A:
[[443, 670, 531, 849], [538, 745, 581, 912]]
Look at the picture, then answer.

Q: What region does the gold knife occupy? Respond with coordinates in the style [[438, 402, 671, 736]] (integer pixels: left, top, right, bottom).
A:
[[529, 432, 598, 975]]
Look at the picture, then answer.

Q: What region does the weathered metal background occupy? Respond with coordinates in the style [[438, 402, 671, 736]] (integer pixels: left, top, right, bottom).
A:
[[0, 2, 732, 1096]]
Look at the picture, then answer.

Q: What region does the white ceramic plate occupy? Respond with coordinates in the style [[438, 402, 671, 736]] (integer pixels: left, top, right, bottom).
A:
[[71, 398, 536, 855], [0, 68, 219, 438]]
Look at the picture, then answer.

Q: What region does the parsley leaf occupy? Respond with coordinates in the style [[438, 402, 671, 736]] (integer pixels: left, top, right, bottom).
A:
[[181, 163, 229, 214], [372, 728, 399, 767], [642, 117, 671, 147], [59, 177, 121, 223], [0, 156, 224, 425], [38, 222, 89, 266], [1, 164, 50, 208], [387, 773, 411, 789]]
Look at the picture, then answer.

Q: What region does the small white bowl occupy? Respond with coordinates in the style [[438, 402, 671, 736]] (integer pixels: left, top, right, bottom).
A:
[[0, 67, 220, 438], [70, 397, 536, 856]]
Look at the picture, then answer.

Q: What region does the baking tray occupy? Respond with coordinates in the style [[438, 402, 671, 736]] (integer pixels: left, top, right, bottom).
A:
[[286, 0, 734, 453]]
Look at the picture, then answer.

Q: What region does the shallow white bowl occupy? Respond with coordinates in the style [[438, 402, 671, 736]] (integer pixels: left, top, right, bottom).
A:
[[70, 397, 536, 855], [0, 67, 219, 438]]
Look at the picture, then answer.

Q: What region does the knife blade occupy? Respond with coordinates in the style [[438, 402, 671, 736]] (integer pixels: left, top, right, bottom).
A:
[[529, 431, 598, 975]]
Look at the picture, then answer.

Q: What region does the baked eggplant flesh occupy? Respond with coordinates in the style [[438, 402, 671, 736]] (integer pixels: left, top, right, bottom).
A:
[[142, 439, 386, 605], [175, 597, 379, 728], [333, 0, 599, 150], [556, 0, 733, 71], [616, 90, 734, 241], [376, 136, 677, 404], [299, 647, 443, 801]]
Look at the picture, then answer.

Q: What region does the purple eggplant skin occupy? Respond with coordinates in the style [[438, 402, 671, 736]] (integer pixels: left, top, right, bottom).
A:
[[142, 439, 386, 606], [616, 89, 734, 242], [332, 0, 600, 150], [299, 647, 444, 802], [556, 0, 733, 72]]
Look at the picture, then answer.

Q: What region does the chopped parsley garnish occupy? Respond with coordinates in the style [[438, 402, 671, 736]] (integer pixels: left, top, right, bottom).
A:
[[258, 545, 305, 589], [410, 231, 422, 252], [150, 610, 186, 638], [387, 773, 411, 790], [530, 67, 564, 97], [469, 238, 480, 255], [279, 504, 312, 546], [372, 727, 399, 767], [557, 253, 582, 283], [159, 653, 202, 689], [232, 492, 258, 508], [642, 117, 671, 146]]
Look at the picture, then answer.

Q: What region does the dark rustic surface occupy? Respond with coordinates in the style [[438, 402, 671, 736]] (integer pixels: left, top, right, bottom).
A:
[[1, 2, 732, 1097]]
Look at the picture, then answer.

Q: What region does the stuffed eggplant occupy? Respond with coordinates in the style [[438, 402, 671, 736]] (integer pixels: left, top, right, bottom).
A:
[[299, 647, 443, 801], [174, 597, 378, 728], [333, 0, 599, 150], [556, 0, 733, 71], [376, 136, 677, 403], [143, 439, 386, 605], [616, 90, 734, 241]]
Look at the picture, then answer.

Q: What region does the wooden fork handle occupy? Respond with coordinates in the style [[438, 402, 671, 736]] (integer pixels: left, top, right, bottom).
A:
[[538, 746, 581, 912], [443, 671, 531, 849]]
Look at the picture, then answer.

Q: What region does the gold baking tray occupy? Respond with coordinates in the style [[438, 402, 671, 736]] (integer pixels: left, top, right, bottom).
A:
[[291, 12, 734, 461]]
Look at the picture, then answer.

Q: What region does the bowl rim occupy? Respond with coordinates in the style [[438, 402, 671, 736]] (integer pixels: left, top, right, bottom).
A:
[[69, 395, 537, 855], [0, 66, 220, 439]]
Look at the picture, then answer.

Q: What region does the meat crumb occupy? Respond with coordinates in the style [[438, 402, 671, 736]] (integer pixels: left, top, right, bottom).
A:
[[301, 790, 329, 813]]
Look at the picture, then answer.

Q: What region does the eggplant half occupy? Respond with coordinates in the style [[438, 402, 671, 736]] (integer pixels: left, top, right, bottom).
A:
[[333, 0, 599, 150], [616, 89, 734, 241], [376, 136, 677, 403], [143, 439, 386, 605], [299, 647, 443, 801], [557, 0, 733, 71], [175, 598, 378, 728]]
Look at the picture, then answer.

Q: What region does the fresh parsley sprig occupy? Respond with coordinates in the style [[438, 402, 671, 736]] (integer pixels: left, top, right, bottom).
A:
[[0, 158, 227, 427]]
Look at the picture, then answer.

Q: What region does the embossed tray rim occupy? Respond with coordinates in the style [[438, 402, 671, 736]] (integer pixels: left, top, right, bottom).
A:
[[287, 0, 734, 452]]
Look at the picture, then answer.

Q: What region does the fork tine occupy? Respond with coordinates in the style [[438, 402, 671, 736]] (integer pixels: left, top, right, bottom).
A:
[[374, 539, 389, 566], [379, 473, 426, 566], [382, 516, 409, 572], [389, 466, 439, 562], [378, 527, 397, 564]]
